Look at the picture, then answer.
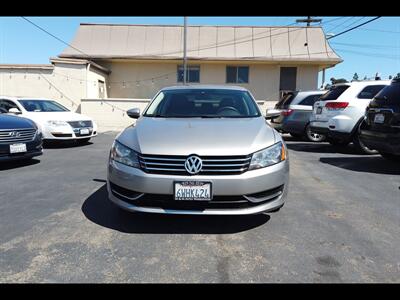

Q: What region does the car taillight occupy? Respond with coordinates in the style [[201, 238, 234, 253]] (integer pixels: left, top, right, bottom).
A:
[[325, 102, 349, 110], [281, 109, 293, 116]]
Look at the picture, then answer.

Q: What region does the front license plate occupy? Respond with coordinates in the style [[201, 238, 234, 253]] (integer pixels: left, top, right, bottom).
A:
[[374, 114, 385, 124], [10, 143, 27, 154], [316, 107, 323, 114], [174, 181, 212, 201], [80, 128, 90, 135]]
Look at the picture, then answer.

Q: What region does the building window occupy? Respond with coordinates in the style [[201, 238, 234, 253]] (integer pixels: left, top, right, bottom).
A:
[[279, 67, 297, 91], [226, 66, 249, 83], [177, 65, 200, 83]]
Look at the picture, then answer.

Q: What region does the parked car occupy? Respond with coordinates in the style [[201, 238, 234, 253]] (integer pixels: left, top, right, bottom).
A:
[[0, 97, 98, 144], [269, 90, 326, 142], [359, 78, 400, 161], [0, 109, 43, 162], [310, 80, 390, 153], [107, 85, 289, 215]]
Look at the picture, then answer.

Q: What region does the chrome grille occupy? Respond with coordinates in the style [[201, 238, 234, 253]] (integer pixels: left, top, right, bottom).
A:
[[138, 154, 252, 175], [0, 128, 37, 144]]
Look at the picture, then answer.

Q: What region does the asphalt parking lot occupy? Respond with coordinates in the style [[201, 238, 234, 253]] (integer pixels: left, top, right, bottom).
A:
[[0, 132, 399, 283]]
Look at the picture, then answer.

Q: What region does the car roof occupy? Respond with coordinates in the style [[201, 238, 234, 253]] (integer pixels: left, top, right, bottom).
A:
[[161, 85, 248, 91], [0, 96, 57, 101], [333, 80, 391, 88], [296, 90, 325, 95]]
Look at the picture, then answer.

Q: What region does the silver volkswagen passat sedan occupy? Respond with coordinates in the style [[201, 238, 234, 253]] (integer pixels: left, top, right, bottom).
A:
[[107, 85, 289, 215]]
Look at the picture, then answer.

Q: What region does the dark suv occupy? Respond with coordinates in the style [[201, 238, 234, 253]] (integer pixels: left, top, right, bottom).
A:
[[0, 109, 43, 162], [360, 78, 400, 161]]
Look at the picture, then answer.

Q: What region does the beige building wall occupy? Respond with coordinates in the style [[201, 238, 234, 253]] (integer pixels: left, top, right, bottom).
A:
[[102, 60, 319, 102], [0, 62, 107, 112], [86, 65, 109, 99]]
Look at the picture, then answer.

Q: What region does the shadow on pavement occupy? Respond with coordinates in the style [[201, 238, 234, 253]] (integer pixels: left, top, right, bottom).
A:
[[0, 158, 40, 171], [286, 142, 361, 155], [43, 140, 93, 149], [320, 156, 400, 175], [81, 184, 270, 234]]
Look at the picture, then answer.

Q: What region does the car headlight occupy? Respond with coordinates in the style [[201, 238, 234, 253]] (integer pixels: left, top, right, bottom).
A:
[[249, 141, 286, 170], [47, 120, 68, 126], [110, 140, 140, 168]]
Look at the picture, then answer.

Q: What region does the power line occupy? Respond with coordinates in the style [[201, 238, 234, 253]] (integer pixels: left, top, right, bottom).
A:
[[21, 17, 91, 59], [357, 27, 400, 34], [331, 41, 400, 50], [325, 17, 356, 32], [338, 17, 366, 32], [327, 17, 382, 40], [335, 48, 400, 60]]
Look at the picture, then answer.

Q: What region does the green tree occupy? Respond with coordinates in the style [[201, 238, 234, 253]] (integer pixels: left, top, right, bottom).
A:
[[352, 73, 359, 81]]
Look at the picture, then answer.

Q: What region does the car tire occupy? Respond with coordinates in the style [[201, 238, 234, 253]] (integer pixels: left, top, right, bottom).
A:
[[305, 124, 326, 142], [380, 152, 400, 161], [352, 131, 377, 155], [77, 138, 91, 145]]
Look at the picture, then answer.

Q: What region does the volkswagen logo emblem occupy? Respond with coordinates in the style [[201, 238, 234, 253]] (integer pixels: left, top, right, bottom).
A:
[[9, 131, 20, 137], [184, 155, 202, 175]]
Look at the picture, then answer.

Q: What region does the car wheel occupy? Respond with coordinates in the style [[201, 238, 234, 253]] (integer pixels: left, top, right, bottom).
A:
[[380, 152, 400, 161], [352, 131, 377, 155], [305, 124, 326, 142], [77, 138, 91, 145]]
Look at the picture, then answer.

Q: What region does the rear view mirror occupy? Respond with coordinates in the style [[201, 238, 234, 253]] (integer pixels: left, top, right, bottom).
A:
[[265, 112, 281, 120], [127, 108, 141, 119], [8, 108, 21, 115]]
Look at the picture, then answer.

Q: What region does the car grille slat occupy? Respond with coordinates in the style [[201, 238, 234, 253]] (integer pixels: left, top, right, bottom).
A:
[[138, 154, 252, 175], [67, 120, 93, 128], [0, 129, 36, 144]]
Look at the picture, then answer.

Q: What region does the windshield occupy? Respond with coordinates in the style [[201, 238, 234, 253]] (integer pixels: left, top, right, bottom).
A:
[[144, 89, 261, 118], [18, 100, 69, 112]]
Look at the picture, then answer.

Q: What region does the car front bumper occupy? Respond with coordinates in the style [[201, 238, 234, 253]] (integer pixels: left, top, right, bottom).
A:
[[42, 123, 98, 140], [0, 134, 43, 162], [107, 158, 289, 215]]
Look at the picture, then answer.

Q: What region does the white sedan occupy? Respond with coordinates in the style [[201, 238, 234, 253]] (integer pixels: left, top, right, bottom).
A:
[[0, 97, 98, 143]]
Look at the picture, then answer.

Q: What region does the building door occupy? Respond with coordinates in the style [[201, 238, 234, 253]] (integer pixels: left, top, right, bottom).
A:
[[279, 67, 297, 94], [98, 80, 105, 99]]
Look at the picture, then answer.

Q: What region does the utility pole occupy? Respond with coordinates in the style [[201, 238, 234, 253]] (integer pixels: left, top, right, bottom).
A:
[[296, 16, 322, 27], [183, 16, 188, 85]]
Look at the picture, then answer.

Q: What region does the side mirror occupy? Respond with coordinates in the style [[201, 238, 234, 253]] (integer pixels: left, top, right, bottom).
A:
[[127, 108, 141, 119], [8, 108, 22, 115], [265, 112, 281, 120]]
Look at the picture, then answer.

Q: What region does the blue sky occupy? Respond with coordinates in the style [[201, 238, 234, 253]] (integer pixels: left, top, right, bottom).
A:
[[1, 16, 400, 86]]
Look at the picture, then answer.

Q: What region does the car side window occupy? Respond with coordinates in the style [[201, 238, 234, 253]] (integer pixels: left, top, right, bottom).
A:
[[0, 100, 20, 112], [357, 85, 386, 99], [299, 95, 321, 106]]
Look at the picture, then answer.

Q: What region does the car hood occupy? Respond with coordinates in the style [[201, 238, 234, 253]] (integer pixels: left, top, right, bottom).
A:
[[0, 114, 35, 129], [117, 116, 277, 156], [23, 112, 93, 124]]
